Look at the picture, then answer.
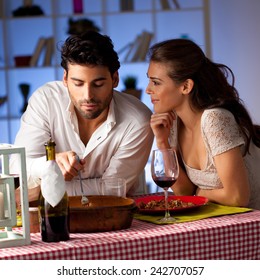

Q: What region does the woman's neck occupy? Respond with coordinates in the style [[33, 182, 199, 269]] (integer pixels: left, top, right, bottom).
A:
[[177, 108, 203, 132]]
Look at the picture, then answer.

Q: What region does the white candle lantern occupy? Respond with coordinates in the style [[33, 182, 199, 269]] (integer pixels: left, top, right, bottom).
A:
[[0, 144, 30, 248]]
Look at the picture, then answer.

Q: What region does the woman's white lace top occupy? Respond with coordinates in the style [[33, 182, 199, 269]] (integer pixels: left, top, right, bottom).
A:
[[170, 108, 260, 209]]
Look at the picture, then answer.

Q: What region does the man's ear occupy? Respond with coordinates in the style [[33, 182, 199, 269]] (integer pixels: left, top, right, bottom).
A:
[[112, 71, 119, 88], [182, 79, 194, 95], [62, 70, 68, 87]]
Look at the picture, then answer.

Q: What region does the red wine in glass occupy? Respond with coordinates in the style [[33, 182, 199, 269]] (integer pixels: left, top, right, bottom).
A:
[[153, 177, 177, 189], [151, 149, 179, 223]]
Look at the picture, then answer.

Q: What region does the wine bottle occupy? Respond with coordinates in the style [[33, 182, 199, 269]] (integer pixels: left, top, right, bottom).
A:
[[38, 139, 70, 242]]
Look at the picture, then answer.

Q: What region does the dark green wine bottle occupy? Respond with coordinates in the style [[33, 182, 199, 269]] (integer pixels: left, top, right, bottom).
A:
[[38, 139, 70, 242]]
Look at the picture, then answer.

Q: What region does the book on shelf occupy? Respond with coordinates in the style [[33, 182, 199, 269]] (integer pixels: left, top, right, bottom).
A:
[[122, 42, 134, 62], [120, 34, 142, 62], [160, 0, 170, 10], [131, 31, 154, 62], [119, 31, 154, 62], [172, 0, 180, 9], [29, 37, 47, 67], [138, 31, 154, 61], [120, 0, 134, 12], [129, 33, 144, 62], [160, 0, 180, 10], [43, 37, 54, 66]]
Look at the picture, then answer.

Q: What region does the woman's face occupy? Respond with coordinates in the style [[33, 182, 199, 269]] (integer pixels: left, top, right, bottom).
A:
[[146, 61, 185, 113]]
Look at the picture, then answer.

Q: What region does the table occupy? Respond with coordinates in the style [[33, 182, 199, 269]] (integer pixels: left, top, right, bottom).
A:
[[1, 210, 260, 260]]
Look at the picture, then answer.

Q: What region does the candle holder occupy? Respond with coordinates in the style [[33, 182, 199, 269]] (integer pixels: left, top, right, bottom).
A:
[[0, 144, 30, 248]]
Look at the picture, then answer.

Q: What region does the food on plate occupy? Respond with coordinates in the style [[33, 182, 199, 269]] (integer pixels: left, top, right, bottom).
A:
[[138, 198, 195, 210]]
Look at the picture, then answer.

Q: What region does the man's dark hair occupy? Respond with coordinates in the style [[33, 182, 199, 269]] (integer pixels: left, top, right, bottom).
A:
[[60, 31, 120, 75]]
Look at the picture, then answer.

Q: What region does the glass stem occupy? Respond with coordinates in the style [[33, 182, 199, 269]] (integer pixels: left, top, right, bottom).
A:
[[164, 188, 170, 218]]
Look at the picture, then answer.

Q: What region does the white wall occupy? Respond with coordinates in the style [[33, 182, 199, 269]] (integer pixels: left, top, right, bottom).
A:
[[210, 0, 260, 123]]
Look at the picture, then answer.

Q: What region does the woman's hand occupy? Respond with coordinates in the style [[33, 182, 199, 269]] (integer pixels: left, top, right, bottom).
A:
[[150, 111, 176, 149], [56, 151, 85, 181]]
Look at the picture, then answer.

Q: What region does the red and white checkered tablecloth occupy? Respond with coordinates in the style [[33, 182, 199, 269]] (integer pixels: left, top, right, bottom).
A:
[[1, 210, 260, 260]]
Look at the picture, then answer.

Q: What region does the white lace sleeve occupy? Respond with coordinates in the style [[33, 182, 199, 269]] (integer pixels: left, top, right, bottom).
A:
[[201, 109, 245, 157]]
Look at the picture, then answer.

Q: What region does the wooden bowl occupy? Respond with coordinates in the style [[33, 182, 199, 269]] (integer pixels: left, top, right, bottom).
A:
[[69, 195, 135, 233]]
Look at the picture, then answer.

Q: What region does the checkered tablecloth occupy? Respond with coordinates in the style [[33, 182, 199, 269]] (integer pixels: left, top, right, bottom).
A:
[[1, 210, 260, 260]]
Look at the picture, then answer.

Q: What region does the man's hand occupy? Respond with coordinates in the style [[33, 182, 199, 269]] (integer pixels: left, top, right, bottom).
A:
[[56, 151, 85, 181]]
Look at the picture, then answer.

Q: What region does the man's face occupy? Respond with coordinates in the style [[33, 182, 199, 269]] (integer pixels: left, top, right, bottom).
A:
[[63, 63, 119, 119]]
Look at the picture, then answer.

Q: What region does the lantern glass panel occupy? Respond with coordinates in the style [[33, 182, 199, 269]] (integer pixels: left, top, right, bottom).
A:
[[0, 176, 16, 227]]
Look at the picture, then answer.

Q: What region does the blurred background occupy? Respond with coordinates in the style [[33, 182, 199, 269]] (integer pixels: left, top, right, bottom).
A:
[[1, 0, 260, 191]]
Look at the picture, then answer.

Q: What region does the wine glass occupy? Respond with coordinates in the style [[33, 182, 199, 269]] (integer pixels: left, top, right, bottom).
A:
[[151, 149, 179, 223]]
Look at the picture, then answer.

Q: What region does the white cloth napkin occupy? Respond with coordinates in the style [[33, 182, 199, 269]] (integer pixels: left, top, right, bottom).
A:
[[41, 160, 65, 207]]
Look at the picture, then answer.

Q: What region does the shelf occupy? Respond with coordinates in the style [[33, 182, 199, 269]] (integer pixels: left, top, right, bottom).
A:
[[0, 0, 210, 144]]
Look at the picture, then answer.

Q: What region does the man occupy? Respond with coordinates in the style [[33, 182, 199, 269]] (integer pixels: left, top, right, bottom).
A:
[[11, 31, 153, 201]]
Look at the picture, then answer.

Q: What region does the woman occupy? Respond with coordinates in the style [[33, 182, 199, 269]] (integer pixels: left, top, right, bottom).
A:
[[146, 38, 260, 209]]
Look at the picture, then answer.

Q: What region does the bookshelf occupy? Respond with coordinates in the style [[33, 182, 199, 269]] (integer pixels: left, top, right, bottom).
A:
[[0, 0, 210, 144]]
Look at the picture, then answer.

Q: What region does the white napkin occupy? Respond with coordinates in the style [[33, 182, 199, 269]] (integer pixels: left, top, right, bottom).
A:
[[41, 160, 66, 207]]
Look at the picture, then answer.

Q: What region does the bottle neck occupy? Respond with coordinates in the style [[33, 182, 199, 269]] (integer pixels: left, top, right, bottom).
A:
[[45, 146, 55, 161], [45, 139, 56, 161]]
